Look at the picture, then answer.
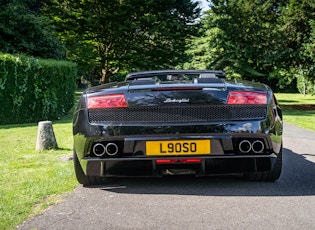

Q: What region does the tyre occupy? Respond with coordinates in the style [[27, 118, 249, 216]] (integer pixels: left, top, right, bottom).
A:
[[244, 148, 282, 182], [73, 149, 104, 186]]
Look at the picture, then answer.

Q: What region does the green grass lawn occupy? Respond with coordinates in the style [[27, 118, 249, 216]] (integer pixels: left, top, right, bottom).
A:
[[275, 93, 315, 131], [0, 118, 79, 230], [0, 92, 314, 230]]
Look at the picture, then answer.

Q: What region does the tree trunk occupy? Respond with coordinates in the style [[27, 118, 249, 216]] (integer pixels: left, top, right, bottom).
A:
[[100, 67, 120, 84], [36, 121, 58, 150]]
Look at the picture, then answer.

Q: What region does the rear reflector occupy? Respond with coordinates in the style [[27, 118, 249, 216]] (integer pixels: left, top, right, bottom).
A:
[[87, 94, 128, 109], [155, 158, 202, 164], [227, 91, 267, 104]]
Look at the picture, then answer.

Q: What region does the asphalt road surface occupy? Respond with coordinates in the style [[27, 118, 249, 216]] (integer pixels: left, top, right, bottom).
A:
[[18, 122, 315, 230]]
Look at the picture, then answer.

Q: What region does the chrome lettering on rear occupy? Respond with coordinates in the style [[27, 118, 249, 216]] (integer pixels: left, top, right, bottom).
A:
[[163, 98, 190, 103]]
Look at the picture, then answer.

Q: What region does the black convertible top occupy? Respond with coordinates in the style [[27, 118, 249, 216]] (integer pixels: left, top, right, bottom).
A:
[[126, 70, 226, 80]]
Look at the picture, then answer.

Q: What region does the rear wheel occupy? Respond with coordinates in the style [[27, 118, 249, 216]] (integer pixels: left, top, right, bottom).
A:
[[73, 150, 104, 186], [244, 148, 282, 182]]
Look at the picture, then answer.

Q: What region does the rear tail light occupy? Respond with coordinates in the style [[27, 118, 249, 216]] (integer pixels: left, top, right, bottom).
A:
[[227, 91, 267, 104], [87, 94, 128, 109]]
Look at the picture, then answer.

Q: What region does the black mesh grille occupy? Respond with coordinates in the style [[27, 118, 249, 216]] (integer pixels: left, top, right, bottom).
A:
[[88, 105, 267, 123]]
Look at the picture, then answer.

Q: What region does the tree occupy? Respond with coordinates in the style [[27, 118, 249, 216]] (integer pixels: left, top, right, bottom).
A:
[[184, 14, 225, 71], [186, 0, 315, 92], [188, 0, 289, 83], [280, 0, 315, 93], [42, 0, 201, 83], [0, 0, 65, 59]]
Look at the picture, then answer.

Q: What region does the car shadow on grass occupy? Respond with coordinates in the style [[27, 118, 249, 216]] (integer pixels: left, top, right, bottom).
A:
[[90, 147, 315, 197]]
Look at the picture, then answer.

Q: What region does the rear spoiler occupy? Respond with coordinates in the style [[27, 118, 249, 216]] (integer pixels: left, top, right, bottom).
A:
[[126, 70, 226, 80]]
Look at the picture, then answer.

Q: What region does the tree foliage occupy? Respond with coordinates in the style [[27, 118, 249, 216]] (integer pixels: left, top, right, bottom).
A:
[[186, 0, 315, 92], [3, 0, 313, 93], [42, 0, 201, 83], [0, 0, 65, 59]]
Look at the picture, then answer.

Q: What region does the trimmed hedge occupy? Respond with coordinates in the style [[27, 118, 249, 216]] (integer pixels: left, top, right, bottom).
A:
[[0, 53, 77, 125]]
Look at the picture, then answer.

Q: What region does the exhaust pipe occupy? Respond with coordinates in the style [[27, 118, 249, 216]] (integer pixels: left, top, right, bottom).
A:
[[252, 140, 264, 153], [238, 139, 265, 154], [239, 140, 252, 153], [93, 143, 106, 157], [105, 143, 119, 156]]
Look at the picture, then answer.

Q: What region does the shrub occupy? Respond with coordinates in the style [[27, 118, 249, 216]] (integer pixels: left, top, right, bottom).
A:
[[0, 53, 77, 125]]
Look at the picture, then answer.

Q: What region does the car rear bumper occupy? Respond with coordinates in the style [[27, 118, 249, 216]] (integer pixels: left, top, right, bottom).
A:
[[74, 119, 282, 178], [83, 154, 278, 177]]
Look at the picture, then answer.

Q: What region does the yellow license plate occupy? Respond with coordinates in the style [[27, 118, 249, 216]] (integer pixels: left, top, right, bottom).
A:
[[146, 140, 210, 156]]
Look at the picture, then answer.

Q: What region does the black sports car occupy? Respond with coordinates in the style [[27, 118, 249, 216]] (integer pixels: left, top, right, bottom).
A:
[[73, 70, 283, 185]]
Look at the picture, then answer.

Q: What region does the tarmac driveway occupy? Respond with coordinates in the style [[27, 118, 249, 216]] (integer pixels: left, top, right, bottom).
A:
[[18, 122, 315, 230]]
